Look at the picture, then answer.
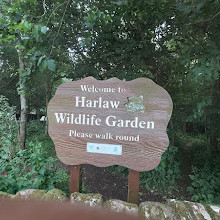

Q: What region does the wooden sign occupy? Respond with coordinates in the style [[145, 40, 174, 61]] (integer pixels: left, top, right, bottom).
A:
[[48, 77, 172, 172]]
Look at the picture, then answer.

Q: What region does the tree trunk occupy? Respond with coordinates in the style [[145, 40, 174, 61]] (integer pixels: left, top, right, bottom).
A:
[[169, 117, 175, 146], [181, 112, 186, 133], [45, 92, 49, 134], [210, 72, 220, 151], [36, 108, 40, 120], [45, 71, 53, 134], [18, 52, 27, 150]]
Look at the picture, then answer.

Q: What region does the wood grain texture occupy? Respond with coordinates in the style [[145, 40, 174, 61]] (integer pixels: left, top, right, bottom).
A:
[[127, 169, 139, 204], [48, 77, 173, 172], [69, 165, 80, 196]]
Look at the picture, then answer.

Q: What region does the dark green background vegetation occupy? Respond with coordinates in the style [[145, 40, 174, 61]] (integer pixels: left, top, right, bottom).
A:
[[0, 0, 219, 204]]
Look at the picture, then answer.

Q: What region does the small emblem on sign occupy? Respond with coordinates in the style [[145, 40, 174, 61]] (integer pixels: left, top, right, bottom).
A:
[[87, 143, 122, 155], [125, 95, 145, 113]]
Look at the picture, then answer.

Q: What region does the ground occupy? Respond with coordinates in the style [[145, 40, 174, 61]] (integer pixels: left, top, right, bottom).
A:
[[57, 162, 192, 203], [81, 164, 166, 203]]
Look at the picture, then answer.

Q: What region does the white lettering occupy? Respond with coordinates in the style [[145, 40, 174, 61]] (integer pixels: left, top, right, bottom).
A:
[[80, 85, 116, 93], [69, 130, 93, 138], [55, 113, 154, 129], [55, 113, 101, 126], [110, 100, 120, 108], [105, 115, 154, 129], [106, 115, 116, 126], [75, 96, 120, 109], [80, 85, 89, 92], [146, 121, 154, 129], [75, 96, 85, 107], [55, 113, 66, 123]]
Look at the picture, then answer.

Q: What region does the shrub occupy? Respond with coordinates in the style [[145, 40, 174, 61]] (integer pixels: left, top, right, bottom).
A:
[[107, 165, 129, 176], [108, 145, 181, 194], [179, 132, 220, 204], [140, 145, 181, 194], [0, 95, 19, 154], [0, 141, 68, 194], [187, 157, 220, 204], [26, 120, 45, 137], [26, 120, 56, 157]]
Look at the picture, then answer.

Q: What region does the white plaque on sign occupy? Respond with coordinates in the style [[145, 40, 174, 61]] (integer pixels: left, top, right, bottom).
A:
[[87, 143, 122, 155]]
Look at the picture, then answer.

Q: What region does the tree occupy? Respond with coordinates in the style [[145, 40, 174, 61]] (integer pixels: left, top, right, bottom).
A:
[[0, 45, 20, 109], [0, 0, 51, 149], [71, 0, 220, 148]]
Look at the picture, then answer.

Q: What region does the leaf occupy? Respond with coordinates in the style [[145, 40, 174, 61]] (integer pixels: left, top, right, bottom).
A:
[[48, 185, 55, 190], [37, 55, 46, 66], [47, 59, 56, 72], [85, 22, 93, 28], [33, 25, 39, 40], [2, 154, 8, 159], [87, 13, 96, 23], [39, 59, 47, 72], [116, 1, 122, 6], [192, 182, 199, 187], [39, 168, 45, 175], [207, 194, 214, 200], [105, 14, 111, 21], [189, 175, 195, 180], [187, 186, 194, 193], [191, 195, 199, 201], [14, 14, 22, 22], [24, 21, 32, 30], [3, 146, 10, 154], [41, 26, 47, 34], [160, 161, 166, 168]]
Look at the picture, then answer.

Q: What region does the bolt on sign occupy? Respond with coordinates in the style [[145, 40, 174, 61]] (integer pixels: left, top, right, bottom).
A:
[[48, 77, 173, 172]]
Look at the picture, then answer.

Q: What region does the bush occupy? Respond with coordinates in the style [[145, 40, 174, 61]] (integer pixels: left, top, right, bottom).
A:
[[0, 95, 19, 154], [107, 165, 129, 176], [108, 145, 181, 194], [26, 120, 56, 157], [0, 141, 68, 194], [140, 145, 181, 194], [0, 98, 67, 195], [187, 154, 220, 204], [177, 133, 220, 204], [26, 120, 45, 137]]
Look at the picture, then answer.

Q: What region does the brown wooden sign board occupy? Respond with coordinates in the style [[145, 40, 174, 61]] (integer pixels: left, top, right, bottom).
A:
[[48, 77, 173, 172]]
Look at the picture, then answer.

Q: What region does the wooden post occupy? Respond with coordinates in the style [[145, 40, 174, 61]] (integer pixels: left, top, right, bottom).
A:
[[69, 165, 80, 197], [127, 169, 139, 204]]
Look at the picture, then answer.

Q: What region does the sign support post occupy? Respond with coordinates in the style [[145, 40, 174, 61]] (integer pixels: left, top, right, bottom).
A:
[[69, 165, 80, 197], [127, 169, 139, 204]]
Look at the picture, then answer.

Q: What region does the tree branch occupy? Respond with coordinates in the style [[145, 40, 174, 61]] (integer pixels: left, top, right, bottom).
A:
[[48, 0, 70, 59]]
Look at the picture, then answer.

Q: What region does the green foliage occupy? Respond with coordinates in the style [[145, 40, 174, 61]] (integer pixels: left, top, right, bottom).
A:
[[140, 146, 181, 194], [26, 120, 45, 137], [0, 141, 68, 194], [107, 165, 129, 176], [108, 145, 181, 195], [37, 56, 56, 72], [52, 170, 69, 196], [0, 96, 19, 154], [26, 121, 56, 157], [175, 133, 208, 152], [26, 121, 68, 194], [188, 165, 220, 204], [81, 183, 89, 194], [47, 59, 56, 72], [182, 133, 220, 204]]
